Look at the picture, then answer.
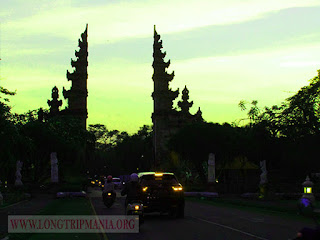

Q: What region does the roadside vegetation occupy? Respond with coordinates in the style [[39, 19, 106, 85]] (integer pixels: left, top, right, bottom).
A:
[[168, 70, 320, 193], [1, 69, 320, 195], [0, 78, 152, 201]]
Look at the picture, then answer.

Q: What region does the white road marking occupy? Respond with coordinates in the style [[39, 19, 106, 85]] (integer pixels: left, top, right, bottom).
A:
[[190, 216, 269, 240]]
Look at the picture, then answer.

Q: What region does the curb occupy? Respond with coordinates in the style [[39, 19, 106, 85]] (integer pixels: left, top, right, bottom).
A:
[[56, 191, 87, 198], [185, 192, 219, 198]]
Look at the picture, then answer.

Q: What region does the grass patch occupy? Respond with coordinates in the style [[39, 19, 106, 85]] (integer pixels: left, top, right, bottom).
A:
[[1, 203, 10, 208], [57, 183, 85, 192], [37, 198, 93, 215], [0, 200, 27, 208], [186, 196, 320, 224], [0, 191, 30, 209], [8, 198, 101, 240]]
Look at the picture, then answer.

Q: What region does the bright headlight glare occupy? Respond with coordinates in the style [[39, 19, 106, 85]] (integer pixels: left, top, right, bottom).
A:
[[172, 186, 183, 191], [134, 205, 140, 210], [142, 187, 148, 192]]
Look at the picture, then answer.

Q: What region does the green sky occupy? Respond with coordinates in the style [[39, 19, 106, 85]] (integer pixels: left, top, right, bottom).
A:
[[1, 0, 320, 134]]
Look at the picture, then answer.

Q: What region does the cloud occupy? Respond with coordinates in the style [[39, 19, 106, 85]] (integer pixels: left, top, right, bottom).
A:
[[170, 43, 320, 114], [3, 0, 320, 132], [279, 61, 320, 68], [3, 0, 320, 45]]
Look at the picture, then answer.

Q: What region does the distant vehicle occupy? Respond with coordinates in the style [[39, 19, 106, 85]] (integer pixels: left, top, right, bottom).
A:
[[100, 176, 107, 188], [91, 176, 105, 188], [90, 176, 99, 186], [138, 172, 184, 218], [112, 177, 122, 189]]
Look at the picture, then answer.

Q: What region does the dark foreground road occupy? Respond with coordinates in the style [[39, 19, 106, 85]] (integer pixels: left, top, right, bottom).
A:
[[89, 188, 315, 240]]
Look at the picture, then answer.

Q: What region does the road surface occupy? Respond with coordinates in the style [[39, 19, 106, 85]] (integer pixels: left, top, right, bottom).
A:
[[89, 187, 315, 240]]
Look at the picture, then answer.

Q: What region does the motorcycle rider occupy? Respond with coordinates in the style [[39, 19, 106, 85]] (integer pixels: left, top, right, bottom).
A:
[[294, 197, 320, 239], [103, 175, 116, 201], [121, 173, 142, 207]]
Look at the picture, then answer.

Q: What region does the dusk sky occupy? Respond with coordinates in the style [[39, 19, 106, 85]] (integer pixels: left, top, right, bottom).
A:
[[1, 0, 320, 134]]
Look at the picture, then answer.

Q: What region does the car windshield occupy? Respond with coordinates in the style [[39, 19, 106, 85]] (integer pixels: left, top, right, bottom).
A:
[[140, 174, 178, 186], [112, 179, 120, 182]]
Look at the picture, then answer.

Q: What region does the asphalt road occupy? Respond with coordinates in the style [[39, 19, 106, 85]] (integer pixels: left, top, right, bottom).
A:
[[89, 187, 316, 240]]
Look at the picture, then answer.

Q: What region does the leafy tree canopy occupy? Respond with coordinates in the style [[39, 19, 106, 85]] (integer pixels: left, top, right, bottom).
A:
[[239, 70, 320, 139]]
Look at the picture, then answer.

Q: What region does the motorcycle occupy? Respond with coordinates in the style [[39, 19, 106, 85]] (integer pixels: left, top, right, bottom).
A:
[[126, 200, 144, 225], [102, 191, 116, 208]]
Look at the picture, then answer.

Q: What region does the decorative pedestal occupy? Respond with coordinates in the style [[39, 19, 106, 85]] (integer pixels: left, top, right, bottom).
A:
[[259, 184, 268, 199]]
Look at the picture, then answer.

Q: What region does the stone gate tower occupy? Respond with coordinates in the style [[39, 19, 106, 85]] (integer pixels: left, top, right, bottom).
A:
[[63, 24, 88, 129], [152, 26, 203, 170], [152, 25, 179, 169]]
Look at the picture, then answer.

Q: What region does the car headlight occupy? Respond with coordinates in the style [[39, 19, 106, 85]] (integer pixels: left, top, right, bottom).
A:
[[142, 187, 148, 192], [172, 186, 183, 191]]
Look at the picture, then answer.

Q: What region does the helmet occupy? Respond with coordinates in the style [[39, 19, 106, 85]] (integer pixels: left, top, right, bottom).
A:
[[130, 173, 138, 182], [107, 175, 112, 181]]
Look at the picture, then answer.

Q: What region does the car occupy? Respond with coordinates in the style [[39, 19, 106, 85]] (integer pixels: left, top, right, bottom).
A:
[[112, 177, 122, 189], [138, 172, 184, 218]]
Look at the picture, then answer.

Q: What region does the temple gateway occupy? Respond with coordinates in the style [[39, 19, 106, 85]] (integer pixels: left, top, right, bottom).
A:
[[47, 24, 88, 130], [151, 26, 203, 170], [45, 24, 204, 170]]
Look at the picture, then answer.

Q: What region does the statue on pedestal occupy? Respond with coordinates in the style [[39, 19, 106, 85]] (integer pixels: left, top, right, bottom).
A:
[[50, 152, 59, 183], [15, 161, 23, 186], [208, 153, 216, 183], [259, 160, 268, 198], [259, 160, 268, 185]]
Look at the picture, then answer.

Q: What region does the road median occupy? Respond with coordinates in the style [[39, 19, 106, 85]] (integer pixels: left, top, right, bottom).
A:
[[7, 197, 101, 240]]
